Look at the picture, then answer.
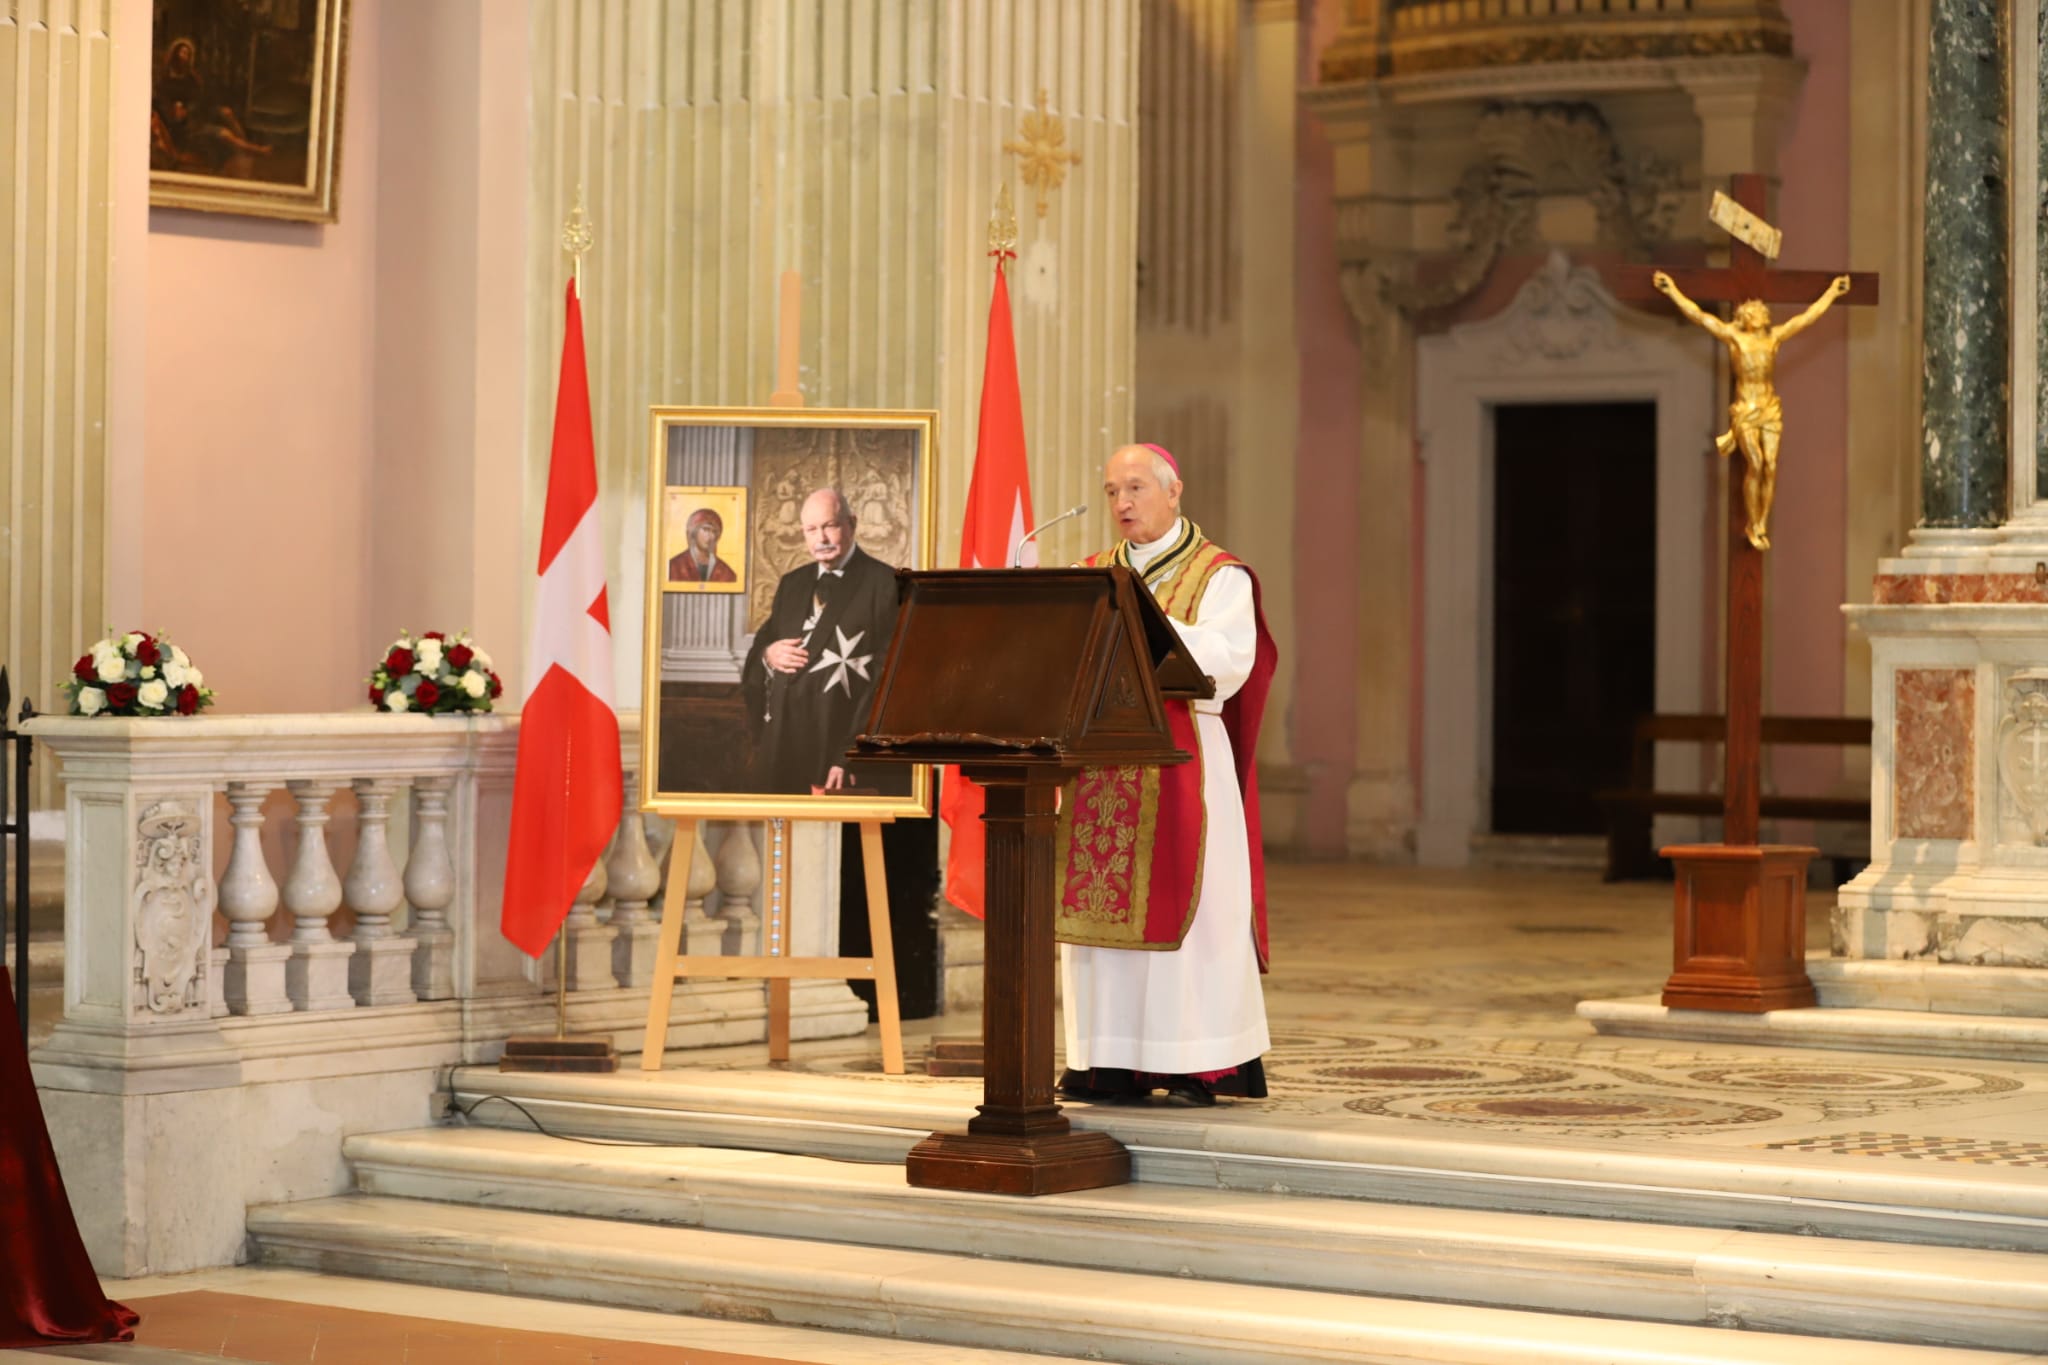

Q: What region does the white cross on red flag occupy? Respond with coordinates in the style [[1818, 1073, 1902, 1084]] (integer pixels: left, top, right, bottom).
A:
[[501, 279, 623, 958], [941, 253, 1035, 920]]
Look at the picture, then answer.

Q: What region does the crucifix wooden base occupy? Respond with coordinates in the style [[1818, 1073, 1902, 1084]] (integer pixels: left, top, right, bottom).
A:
[[1658, 843, 1818, 1011], [903, 769, 1130, 1196]]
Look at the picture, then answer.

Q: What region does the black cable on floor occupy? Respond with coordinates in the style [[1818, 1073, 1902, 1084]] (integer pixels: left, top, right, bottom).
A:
[[444, 1090, 906, 1165]]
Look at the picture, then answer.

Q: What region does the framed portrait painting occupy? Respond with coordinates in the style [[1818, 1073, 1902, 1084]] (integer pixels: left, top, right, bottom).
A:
[[641, 407, 938, 820], [149, 0, 350, 223]]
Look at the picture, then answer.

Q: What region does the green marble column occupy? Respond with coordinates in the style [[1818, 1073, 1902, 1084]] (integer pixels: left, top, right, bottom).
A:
[[2037, 2, 2048, 497], [1922, 0, 2009, 528]]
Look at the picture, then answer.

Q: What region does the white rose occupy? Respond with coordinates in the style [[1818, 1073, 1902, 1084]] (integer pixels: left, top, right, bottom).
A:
[[121, 632, 144, 653], [162, 660, 189, 688], [460, 669, 488, 698], [415, 639, 443, 673], [76, 686, 105, 716], [96, 652, 127, 683], [472, 647, 493, 670], [140, 665, 156, 680], [185, 667, 203, 689], [169, 644, 189, 667], [385, 690, 410, 712], [138, 679, 169, 710]]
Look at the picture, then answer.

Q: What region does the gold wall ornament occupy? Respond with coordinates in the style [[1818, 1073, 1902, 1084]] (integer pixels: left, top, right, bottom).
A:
[[1653, 268, 1851, 551], [561, 185, 595, 290], [989, 181, 1020, 257], [1004, 89, 1082, 219]]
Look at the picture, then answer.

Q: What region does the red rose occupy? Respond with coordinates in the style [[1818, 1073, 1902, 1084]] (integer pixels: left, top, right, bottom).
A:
[[73, 654, 94, 681], [177, 685, 200, 716], [386, 647, 415, 675], [414, 680, 441, 709], [135, 637, 161, 667], [107, 681, 138, 710], [487, 672, 502, 698], [447, 644, 474, 670], [423, 631, 446, 641], [367, 681, 384, 705]]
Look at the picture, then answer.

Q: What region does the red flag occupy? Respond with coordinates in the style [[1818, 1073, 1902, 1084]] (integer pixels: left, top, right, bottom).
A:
[[941, 255, 1035, 919], [501, 280, 623, 957]]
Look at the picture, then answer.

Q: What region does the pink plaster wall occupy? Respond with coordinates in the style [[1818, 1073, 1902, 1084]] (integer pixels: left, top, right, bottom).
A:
[[1766, 0, 1852, 796], [1292, 0, 1364, 854], [141, 2, 381, 714]]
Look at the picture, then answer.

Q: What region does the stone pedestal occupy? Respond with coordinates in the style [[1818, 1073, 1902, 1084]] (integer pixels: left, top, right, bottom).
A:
[[1660, 844, 1818, 1012], [286, 941, 357, 1013], [347, 937, 420, 1008], [224, 943, 292, 1017], [566, 921, 620, 992], [1840, 599, 2048, 970], [609, 923, 661, 988], [410, 929, 456, 1002]]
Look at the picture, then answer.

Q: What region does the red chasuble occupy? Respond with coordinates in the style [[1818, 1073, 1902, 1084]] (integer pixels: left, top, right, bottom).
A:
[[1053, 529, 1279, 970]]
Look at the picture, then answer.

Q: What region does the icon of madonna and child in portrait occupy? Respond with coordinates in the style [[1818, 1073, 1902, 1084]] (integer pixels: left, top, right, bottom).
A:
[[640, 409, 937, 820]]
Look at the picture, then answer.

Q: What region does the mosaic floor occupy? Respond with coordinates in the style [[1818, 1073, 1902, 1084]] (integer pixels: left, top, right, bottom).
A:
[[785, 863, 2048, 1167]]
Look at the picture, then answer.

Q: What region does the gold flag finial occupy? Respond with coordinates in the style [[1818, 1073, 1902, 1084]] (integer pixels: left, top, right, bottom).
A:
[[561, 184, 595, 290], [988, 181, 1018, 257]]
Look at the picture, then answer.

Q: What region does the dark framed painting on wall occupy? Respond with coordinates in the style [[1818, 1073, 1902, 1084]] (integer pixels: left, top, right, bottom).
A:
[[149, 0, 349, 223]]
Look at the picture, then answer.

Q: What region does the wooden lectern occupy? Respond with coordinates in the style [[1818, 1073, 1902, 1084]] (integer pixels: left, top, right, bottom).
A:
[[850, 566, 1212, 1195]]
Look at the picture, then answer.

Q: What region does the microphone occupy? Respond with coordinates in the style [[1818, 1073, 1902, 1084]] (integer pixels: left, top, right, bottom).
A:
[[1012, 503, 1089, 567]]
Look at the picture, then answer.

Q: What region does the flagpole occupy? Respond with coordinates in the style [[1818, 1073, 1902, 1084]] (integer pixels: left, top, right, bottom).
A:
[[555, 185, 593, 1048]]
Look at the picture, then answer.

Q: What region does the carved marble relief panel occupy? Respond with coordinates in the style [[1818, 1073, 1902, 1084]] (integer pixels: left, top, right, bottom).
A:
[[1997, 668, 2048, 844], [132, 798, 216, 1015]]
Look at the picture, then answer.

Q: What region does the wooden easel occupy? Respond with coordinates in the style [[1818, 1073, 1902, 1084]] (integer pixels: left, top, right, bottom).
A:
[[639, 269, 905, 1074], [638, 815, 904, 1073]]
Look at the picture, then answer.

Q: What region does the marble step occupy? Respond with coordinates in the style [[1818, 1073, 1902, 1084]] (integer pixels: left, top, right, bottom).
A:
[[1580, 996, 2048, 1065], [444, 1065, 2048, 1251], [247, 1196, 2040, 1365], [343, 1126, 2048, 1354]]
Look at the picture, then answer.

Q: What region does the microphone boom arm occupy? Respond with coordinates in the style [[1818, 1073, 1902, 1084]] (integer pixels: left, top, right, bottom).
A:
[[1011, 502, 1089, 568]]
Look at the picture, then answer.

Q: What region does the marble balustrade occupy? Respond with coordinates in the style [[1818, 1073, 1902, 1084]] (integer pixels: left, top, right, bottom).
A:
[[21, 711, 804, 1035], [19, 709, 869, 1276]]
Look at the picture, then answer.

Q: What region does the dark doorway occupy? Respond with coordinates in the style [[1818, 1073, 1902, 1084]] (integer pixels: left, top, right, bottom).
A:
[[1490, 402, 1656, 836]]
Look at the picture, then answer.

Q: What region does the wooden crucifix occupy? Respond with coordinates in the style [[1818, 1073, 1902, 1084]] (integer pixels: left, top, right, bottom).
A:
[[1612, 173, 1879, 1011]]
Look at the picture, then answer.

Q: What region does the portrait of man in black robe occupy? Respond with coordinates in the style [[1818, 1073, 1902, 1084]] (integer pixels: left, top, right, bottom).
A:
[[740, 487, 908, 796]]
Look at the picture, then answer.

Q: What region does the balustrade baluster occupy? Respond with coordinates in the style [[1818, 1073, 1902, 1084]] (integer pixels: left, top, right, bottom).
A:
[[283, 780, 355, 1011], [345, 778, 417, 1006], [712, 821, 763, 956], [607, 770, 662, 987], [562, 836, 614, 991], [219, 781, 292, 1015], [404, 777, 457, 1000]]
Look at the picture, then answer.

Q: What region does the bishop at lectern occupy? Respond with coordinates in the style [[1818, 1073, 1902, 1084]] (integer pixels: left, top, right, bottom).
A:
[[1054, 442, 1280, 1107]]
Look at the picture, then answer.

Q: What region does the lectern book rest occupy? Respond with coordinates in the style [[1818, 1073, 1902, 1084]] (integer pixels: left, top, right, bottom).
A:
[[851, 567, 1209, 1195]]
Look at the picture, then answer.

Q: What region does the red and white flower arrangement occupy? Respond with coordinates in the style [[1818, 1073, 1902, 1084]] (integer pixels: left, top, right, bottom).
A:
[[367, 630, 503, 714], [66, 631, 214, 717]]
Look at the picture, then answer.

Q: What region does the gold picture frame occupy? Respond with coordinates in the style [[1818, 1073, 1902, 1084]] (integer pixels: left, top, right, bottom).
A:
[[149, 0, 350, 223], [640, 406, 938, 820]]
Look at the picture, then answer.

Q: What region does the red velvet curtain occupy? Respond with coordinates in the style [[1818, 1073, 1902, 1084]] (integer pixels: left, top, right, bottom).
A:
[[0, 966, 138, 1347]]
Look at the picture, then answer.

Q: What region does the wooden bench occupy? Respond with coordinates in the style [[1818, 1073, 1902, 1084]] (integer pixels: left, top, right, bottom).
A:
[[1597, 714, 1872, 881]]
